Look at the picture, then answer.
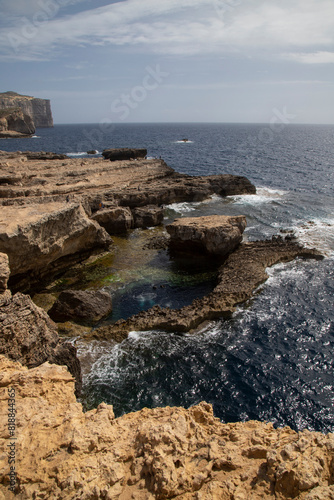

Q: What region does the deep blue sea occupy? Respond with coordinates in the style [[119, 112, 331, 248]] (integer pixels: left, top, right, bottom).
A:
[[2, 123, 333, 433]]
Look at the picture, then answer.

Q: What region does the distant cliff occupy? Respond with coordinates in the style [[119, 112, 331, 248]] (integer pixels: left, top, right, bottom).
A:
[[0, 91, 53, 128], [0, 107, 36, 138]]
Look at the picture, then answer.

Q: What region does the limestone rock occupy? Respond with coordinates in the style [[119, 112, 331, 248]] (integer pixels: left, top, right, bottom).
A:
[[102, 147, 147, 161], [133, 204, 164, 228], [25, 151, 68, 160], [0, 108, 35, 138], [91, 206, 133, 234], [0, 152, 255, 207], [48, 289, 112, 325], [0, 356, 333, 499], [0, 293, 81, 393], [0, 202, 111, 290], [0, 91, 53, 127], [167, 214, 247, 255], [0, 253, 10, 293]]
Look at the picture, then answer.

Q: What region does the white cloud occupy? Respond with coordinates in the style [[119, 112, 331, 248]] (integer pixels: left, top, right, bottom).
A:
[[0, 0, 334, 61], [283, 51, 334, 64]]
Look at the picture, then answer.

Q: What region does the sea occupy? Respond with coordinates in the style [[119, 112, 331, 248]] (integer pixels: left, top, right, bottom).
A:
[[1, 123, 334, 433]]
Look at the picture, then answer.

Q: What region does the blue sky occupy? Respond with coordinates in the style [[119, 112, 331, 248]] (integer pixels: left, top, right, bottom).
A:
[[0, 0, 333, 124]]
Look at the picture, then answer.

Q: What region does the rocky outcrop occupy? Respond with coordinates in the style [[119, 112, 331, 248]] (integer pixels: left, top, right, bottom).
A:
[[48, 289, 112, 325], [91, 206, 133, 234], [0, 91, 53, 127], [0, 202, 111, 292], [0, 108, 35, 138], [92, 239, 323, 341], [0, 152, 255, 206], [167, 214, 247, 255], [133, 204, 164, 228], [0, 152, 256, 292], [1, 356, 333, 499], [102, 147, 147, 161], [0, 255, 81, 394]]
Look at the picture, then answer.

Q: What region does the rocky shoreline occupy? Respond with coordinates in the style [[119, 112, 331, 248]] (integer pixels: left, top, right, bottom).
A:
[[1, 356, 334, 499], [0, 150, 332, 499]]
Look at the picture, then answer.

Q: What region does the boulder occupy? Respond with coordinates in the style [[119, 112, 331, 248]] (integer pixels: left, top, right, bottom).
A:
[[167, 215, 247, 255], [48, 289, 112, 325], [132, 204, 164, 228], [0, 202, 111, 289], [0, 292, 81, 394], [102, 148, 147, 161], [91, 206, 133, 234]]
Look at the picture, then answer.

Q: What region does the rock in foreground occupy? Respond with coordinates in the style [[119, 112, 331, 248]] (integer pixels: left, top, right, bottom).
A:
[[48, 289, 112, 325], [0, 255, 81, 394], [167, 215, 247, 255], [0, 203, 111, 291], [0, 356, 333, 499]]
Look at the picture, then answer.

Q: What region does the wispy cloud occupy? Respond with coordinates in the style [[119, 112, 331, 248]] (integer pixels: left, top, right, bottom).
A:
[[283, 51, 334, 64], [0, 0, 333, 62]]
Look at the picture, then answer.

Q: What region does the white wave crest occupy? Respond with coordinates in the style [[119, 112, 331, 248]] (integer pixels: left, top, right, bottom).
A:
[[67, 152, 88, 157], [294, 218, 334, 256], [229, 187, 287, 205]]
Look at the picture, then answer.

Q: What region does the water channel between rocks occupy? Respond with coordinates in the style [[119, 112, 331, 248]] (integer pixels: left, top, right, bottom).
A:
[[33, 211, 222, 378]]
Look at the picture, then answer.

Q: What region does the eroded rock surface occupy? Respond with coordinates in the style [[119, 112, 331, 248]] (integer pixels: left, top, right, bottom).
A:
[[0, 202, 111, 291], [0, 253, 10, 293], [0, 152, 255, 292], [0, 91, 53, 127], [133, 204, 164, 228], [0, 292, 81, 394], [0, 108, 35, 138], [0, 152, 255, 205], [48, 289, 112, 325], [93, 239, 323, 341], [0, 356, 333, 499], [91, 206, 133, 234], [167, 215, 247, 255]]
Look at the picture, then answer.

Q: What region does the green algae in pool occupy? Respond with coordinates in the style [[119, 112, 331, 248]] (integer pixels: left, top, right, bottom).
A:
[[46, 228, 219, 325]]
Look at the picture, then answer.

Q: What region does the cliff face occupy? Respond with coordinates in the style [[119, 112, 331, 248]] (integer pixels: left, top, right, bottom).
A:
[[0, 108, 35, 137], [0, 91, 53, 128]]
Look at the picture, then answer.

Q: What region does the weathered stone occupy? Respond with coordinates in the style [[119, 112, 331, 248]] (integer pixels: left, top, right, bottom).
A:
[[48, 289, 112, 325], [0, 108, 35, 138], [25, 151, 68, 160], [0, 356, 333, 499], [102, 147, 147, 161], [0, 153, 255, 208], [91, 206, 133, 234], [167, 215, 247, 255], [133, 204, 164, 228], [0, 91, 53, 127], [0, 293, 81, 393], [0, 202, 111, 290], [0, 252, 10, 292]]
